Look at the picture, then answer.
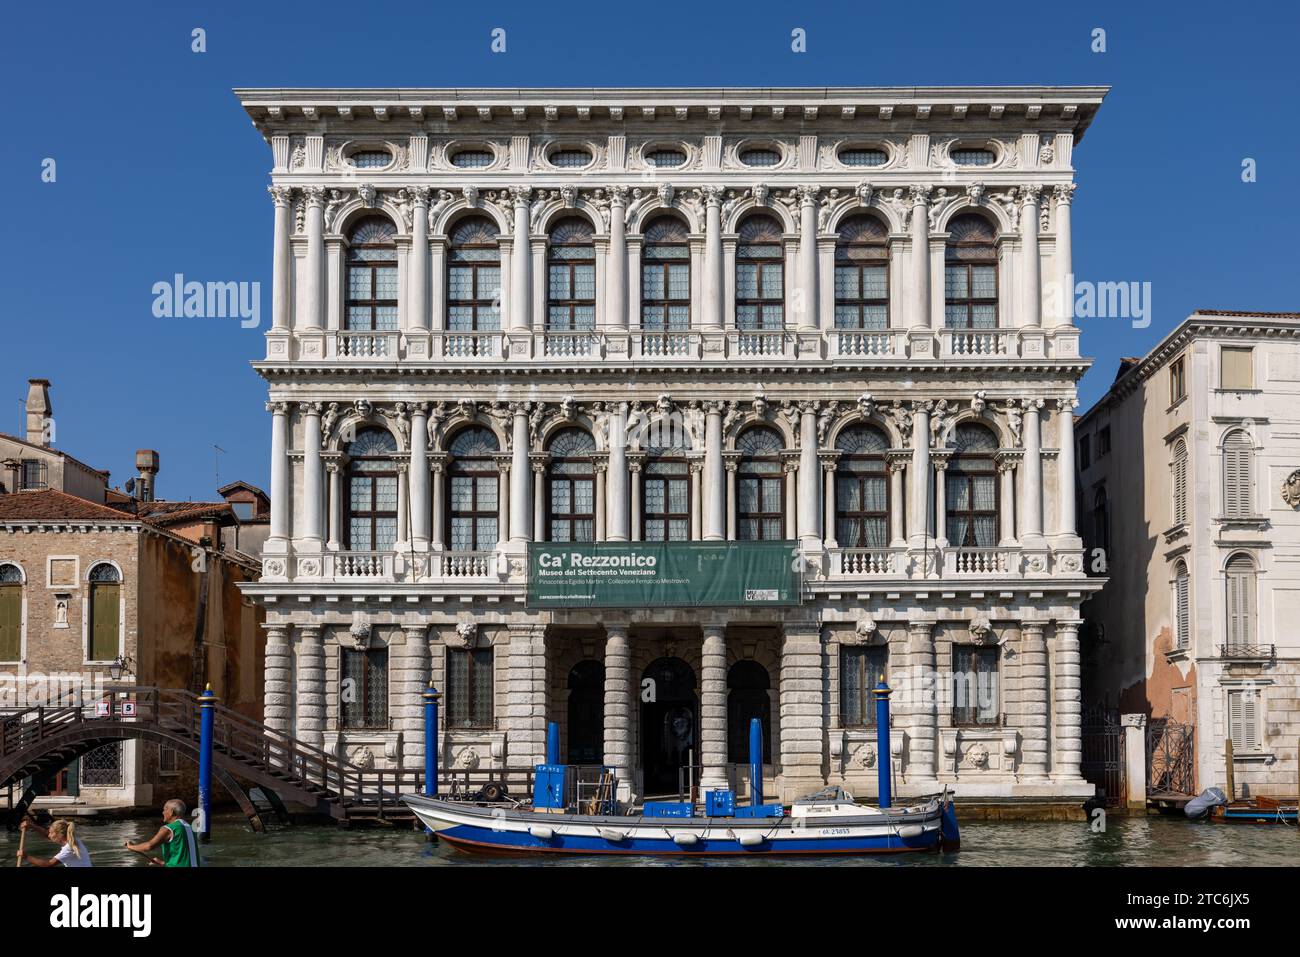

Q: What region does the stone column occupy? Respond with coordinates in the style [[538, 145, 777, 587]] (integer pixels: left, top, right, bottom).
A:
[[303, 186, 326, 331], [628, 455, 644, 542], [798, 404, 821, 548], [607, 186, 628, 329], [1052, 184, 1076, 327], [932, 454, 949, 546], [1056, 398, 1078, 539], [300, 403, 323, 548], [703, 402, 725, 540], [606, 404, 629, 541], [294, 625, 325, 752], [779, 622, 825, 801], [702, 187, 725, 331], [264, 624, 291, 767], [1021, 399, 1044, 545], [997, 455, 1019, 545], [796, 186, 820, 331], [909, 404, 931, 545], [888, 456, 907, 546], [905, 620, 938, 785], [1021, 185, 1043, 328], [509, 187, 532, 333], [431, 455, 447, 551], [268, 402, 291, 547], [699, 625, 728, 791], [781, 455, 798, 540], [409, 403, 430, 549], [505, 625, 548, 769], [593, 460, 607, 541], [269, 186, 293, 332], [491, 453, 508, 550], [407, 187, 430, 331], [1020, 622, 1050, 780], [909, 186, 932, 330], [821, 453, 838, 548], [397, 625, 430, 768], [326, 461, 342, 550], [602, 624, 634, 801], [532, 455, 548, 542], [689, 459, 703, 540], [509, 404, 531, 542], [1052, 620, 1084, 783]]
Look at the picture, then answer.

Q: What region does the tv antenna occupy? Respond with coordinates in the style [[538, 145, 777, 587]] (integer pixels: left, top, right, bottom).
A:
[[213, 444, 226, 489]]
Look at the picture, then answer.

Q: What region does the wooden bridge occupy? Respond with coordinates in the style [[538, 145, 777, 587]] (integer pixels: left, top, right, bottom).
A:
[[0, 686, 533, 831]]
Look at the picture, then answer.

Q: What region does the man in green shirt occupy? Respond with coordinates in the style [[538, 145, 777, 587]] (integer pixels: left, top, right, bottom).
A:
[[125, 798, 201, 867]]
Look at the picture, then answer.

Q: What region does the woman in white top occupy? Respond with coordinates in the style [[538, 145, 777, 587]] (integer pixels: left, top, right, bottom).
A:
[[18, 819, 92, 868]]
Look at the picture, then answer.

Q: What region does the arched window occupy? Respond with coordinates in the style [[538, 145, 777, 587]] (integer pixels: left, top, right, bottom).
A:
[[835, 215, 889, 330], [447, 216, 500, 334], [546, 428, 596, 542], [643, 445, 690, 542], [1225, 554, 1257, 651], [726, 660, 772, 764], [1172, 438, 1189, 526], [88, 563, 121, 662], [567, 660, 605, 764], [346, 217, 399, 331], [547, 217, 596, 332], [946, 423, 999, 548], [345, 428, 398, 551], [641, 216, 691, 333], [1222, 429, 1253, 518], [0, 563, 23, 663], [835, 424, 889, 547], [736, 216, 785, 332], [1092, 486, 1111, 555], [447, 427, 500, 552], [736, 426, 785, 541], [1174, 560, 1190, 649], [944, 214, 998, 329]]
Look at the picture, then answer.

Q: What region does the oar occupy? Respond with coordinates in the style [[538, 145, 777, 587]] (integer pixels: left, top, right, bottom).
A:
[[126, 846, 164, 866], [15, 824, 26, 868]]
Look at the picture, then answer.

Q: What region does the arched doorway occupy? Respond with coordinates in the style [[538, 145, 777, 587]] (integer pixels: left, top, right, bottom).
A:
[[727, 660, 772, 764], [567, 660, 604, 765], [640, 657, 697, 795]]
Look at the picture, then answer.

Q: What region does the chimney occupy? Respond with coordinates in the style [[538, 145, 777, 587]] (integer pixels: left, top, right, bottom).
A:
[[25, 379, 52, 447], [135, 449, 160, 502]]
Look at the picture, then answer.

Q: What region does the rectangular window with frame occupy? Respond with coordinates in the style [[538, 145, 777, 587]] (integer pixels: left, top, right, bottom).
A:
[[80, 742, 122, 787], [1227, 688, 1261, 752], [19, 459, 47, 491], [951, 646, 1000, 726], [1078, 434, 1091, 470], [447, 647, 494, 729], [839, 645, 888, 728], [159, 744, 179, 776], [1098, 426, 1111, 457], [1221, 346, 1253, 390], [341, 647, 389, 729], [1170, 356, 1186, 404]]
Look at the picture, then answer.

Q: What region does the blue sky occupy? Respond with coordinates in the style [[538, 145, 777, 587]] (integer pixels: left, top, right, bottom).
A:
[[2, 0, 1297, 500]]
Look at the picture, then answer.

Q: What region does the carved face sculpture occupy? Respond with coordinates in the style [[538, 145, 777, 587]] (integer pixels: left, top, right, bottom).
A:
[[1283, 469, 1300, 509]]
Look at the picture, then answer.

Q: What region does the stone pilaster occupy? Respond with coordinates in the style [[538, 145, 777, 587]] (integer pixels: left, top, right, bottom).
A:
[[699, 625, 728, 791], [396, 624, 430, 768], [904, 620, 939, 785], [505, 624, 548, 769], [1020, 621, 1050, 780], [602, 624, 633, 801], [1052, 620, 1084, 782], [779, 621, 825, 800], [294, 625, 325, 751], [264, 624, 292, 767]]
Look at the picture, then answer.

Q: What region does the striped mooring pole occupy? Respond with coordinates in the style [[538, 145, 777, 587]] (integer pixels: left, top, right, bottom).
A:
[[197, 684, 216, 842], [873, 681, 892, 809]]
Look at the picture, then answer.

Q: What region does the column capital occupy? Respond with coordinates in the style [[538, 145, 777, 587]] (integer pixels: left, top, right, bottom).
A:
[[795, 185, 821, 207], [701, 623, 727, 640], [403, 185, 431, 207], [1020, 621, 1048, 639], [530, 451, 550, 474], [1053, 182, 1077, 206], [603, 622, 631, 640], [1057, 396, 1079, 413], [303, 184, 327, 207], [931, 450, 951, 470], [699, 185, 725, 207], [297, 401, 323, 417], [266, 400, 291, 416], [509, 185, 532, 206], [817, 450, 841, 471], [909, 184, 933, 207], [608, 184, 630, 206], [886, 450, 910, 472], [269, 184, 295, 207], [1019, 183, 1044, 208], [907, 619, 935, 637]]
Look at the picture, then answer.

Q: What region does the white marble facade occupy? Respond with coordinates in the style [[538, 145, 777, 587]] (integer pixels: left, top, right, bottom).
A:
[[239, 87, 1106, 803]]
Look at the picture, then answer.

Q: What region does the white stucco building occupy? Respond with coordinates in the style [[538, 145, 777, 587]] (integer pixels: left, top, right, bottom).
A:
[[238, 86, 1105, 806], [1079, 310, 1300, 798]]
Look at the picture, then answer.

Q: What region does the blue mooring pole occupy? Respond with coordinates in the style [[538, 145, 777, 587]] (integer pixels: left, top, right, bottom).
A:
[[749, 717, 764, 806], [197, 684, 216, 843], [423, 683, 441, 797], [546, 721, 561, 765], [873, 681, 892, 809]]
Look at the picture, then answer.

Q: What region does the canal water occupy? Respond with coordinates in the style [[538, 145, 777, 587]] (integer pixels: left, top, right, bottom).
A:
[[4, 812, 1299, 866]]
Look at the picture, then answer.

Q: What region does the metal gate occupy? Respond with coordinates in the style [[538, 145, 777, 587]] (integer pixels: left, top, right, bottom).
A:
[[1146, 718, 1195, 797], [1080, 707, 1126, 807]]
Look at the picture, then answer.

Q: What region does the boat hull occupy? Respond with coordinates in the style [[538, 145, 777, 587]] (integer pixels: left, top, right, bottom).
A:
[[403, 794, 956, 857]]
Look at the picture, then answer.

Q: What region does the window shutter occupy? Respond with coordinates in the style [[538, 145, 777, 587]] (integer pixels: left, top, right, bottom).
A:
[[1175, 566, 1190, 648], [1221, 347, 1253, 390], [1172, 441, 1188, 525], [0, 585, 20, 662], [1228, 691, 1244, 748], [1225, 555, 1256, 649], [1222, 431, 1252, 518], [1242, 692, 1259, 751]]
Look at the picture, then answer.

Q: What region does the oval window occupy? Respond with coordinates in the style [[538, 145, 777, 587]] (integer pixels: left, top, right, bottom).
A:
[[349, 150, 392, 169], [646, 148, 687, 168], [952, 148, 996, 167], [839, 147, 888, 168], [451, 149, 494, 169], [549, 148, 593, 169], [739, 148, 782, 168]]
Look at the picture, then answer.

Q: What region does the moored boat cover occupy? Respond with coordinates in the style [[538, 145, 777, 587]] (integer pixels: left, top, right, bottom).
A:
[[1184, 787, 1227, 820]]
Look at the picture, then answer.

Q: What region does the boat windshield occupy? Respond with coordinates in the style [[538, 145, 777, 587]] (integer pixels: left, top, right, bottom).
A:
[[797, 786, 853, 804]]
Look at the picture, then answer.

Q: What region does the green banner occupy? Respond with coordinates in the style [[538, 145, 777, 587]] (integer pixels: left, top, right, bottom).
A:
[[527, 541, 802, 609]]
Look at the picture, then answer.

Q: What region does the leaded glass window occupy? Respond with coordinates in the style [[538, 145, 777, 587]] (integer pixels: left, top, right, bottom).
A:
[[643, 456, 690, 541], [840, 645, 888, 727], [740, 148, 781, 167], [349, 150, 392, 169], [646, 149, 687, 168], [952, 645, 999, 726], [345, 428, 398, 551], [944, 214, 998, 329], [451, 149, 494, 169], [952, 148, 995, 167], [736, 216, 784, 331], [549, 148, 592, 168], [447, 427, 500, 551], [448, 647, 494, 729], [839, 148, 888, 167], [547, 218, 596, 331], [341, 647, 389, 729], [946, 424, 999, 548], [737, 426, 785, 541], [835, 425, 890, 547], [346, 217, 399, 332], [835, 215, 889, 330], [642, 217, 691, 331], [448, 216, 501, 332], [547, 428, 596, 542]]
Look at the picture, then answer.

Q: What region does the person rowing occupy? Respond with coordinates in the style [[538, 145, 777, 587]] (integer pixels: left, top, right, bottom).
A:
[[17, 818, 92, 868], [124, 798, 201, 867]]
